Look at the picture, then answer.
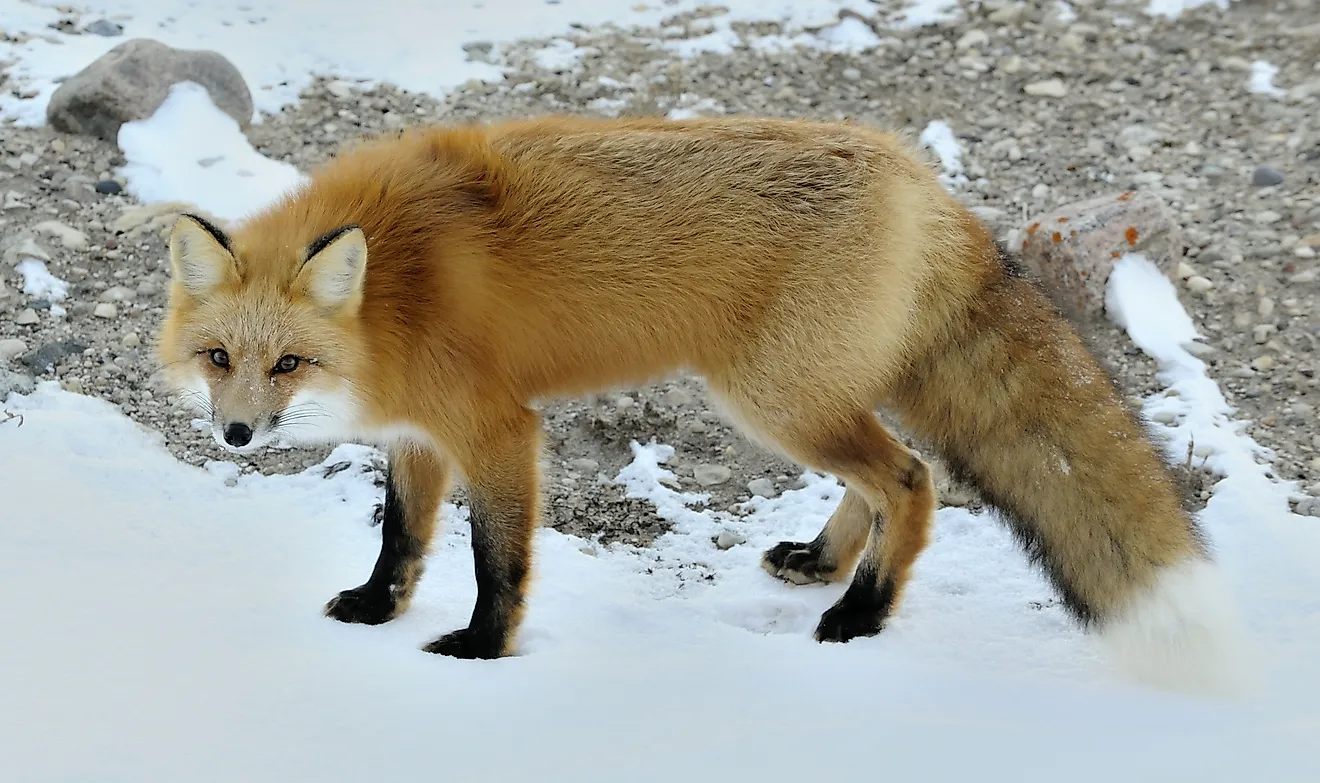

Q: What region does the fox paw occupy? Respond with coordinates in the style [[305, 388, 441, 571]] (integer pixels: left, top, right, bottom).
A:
[[421, 628, 505, 660], [813, 599, 888, 644], [324, 585, 397, 625], [762, 540, 836, 585]]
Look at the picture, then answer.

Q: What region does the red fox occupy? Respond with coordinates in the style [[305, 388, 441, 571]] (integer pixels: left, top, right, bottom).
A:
[[156, 115, 1247, 694]]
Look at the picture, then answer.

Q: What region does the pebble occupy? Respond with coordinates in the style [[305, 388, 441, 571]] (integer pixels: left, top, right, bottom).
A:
[[121, 333, 141, 349], [1183, 340, 1217, 357], [15, 308, 39, 325], [693, 464, 733, 486], [746, 478, 775, 498], [1252, 165, 1286, 187], [93, 303, 118, 319], [1254, 210, 1282, 225], [955, 30, 989, 50], [99, 286, 136, 302], [1253, 324, 1277, 343], [32, 220, 88, 250], [1295, 246, 1317, 259], [1258, 297, 1275, 318], [326, 80, 355, 99], [1024, 78, 1068, 98], [1185, 276, 1214, 293], [0, 338, 28, 362], [94, 180, 122, 195], [1251, 355, 1276, 372], [714, 530, 747, 550], [568, 457, 599, 474]]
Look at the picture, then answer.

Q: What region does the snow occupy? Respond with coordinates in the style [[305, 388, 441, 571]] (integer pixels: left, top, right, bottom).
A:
[[2, 251, 1320, 778], [0, 0, 877, 125], [115, 81, 307, 223], [1147, 0, 1232, 19], [14, 258, 69, 302], [1248, 60, 1287, 99], [919, 120, 965, 176]]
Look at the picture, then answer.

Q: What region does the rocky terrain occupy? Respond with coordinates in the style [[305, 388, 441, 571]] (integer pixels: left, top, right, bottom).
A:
[[2, 0, 1318, 546]]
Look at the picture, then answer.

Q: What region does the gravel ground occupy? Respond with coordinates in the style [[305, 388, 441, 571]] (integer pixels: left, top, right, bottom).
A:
[[2, 0, 1318, 545]]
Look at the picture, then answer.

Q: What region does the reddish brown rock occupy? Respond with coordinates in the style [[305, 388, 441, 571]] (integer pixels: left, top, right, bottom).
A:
[[1013, 190, 1185, 325]]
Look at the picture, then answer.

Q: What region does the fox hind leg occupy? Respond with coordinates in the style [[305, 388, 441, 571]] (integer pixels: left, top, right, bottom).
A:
[[762, 485, 871, 585], [724, 389, 936, 643], [325, 446, 451, 625]]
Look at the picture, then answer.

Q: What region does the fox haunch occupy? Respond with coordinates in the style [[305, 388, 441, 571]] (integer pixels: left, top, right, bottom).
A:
[[156, 114, 1247, 691]]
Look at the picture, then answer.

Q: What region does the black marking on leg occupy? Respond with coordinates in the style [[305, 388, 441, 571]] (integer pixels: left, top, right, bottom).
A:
[[814, 560, 897, 643], [762, 535, 835, 584], [325, 463, 421, 625], [423, 492, 526, 659]]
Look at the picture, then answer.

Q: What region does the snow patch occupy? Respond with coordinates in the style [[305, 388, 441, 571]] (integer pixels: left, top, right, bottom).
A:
[[115, 82, 307, 223], [1248, 60, 1287, 99], [15, 259, 69, 302], [1146, 0, 1232, 20], [919, 120, 969, 189]]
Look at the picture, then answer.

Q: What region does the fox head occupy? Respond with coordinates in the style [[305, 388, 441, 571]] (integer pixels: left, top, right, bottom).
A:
[[156, 213, 369, 455]]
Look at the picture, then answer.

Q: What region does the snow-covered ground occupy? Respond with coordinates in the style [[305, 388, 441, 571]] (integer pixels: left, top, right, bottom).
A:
[[4, 0, 1317, 779]]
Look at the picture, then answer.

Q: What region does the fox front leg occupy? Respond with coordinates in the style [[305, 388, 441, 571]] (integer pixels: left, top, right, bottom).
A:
[[324, 447, 451, 625], [422, 409, 540, 660]]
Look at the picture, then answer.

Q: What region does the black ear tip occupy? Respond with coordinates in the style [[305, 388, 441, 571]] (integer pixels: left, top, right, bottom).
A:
[[178, 212, 233, 253], [305, 224, 366, 260]]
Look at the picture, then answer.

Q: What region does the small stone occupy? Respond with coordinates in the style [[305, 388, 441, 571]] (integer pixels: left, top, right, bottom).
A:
[[1175, 261, 1197, 279], [956, 30, 989, 50], [693, 464, 732, 486], [95, 179, 122, 195], [1258, 297, 1275, 318], [1031, 183, 1050, 199], [1254, 210, 1283, 225], [121, 333, 141, 349], [326, 80, 355, 99], [1252, 166, 1286, 187], [20, 340, 87, 374], [85, 19, 123, 36], [568, 457, 599, 474], [1290, 270, 1318, 284], [841, 67, 861, 81], [714, 530, 747, 550], [1253, 324, 1277, 344], [1251, 355, 1276, 372], [1294, 246, 1317, 259], [1186, 276, 1214, 294], [32, 220, 89, 250], [99, 286, 136, 302], [1024, 79, 1068, 98], [1182, 340, 1217, 357], [746, 478, 775, 498], [0, 338, 28, 362], [15, 308, 38, 325], [93, 303, 118, 319]]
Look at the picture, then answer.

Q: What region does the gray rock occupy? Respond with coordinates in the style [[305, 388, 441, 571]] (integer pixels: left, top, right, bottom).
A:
[[1014, 191, 1185, 326], [15, 308, 38, 325], [0, 338, 28, 363], [94, 180, 122, 195], [1251, 165, 1285, 187], [714, 530, 747, 550], [21, 340, 87, 374], [85, 19, 124, 37], [46, 38, 253, 142], [693, 464, 733, 486], [746, 477, 776, 498], [1, 369, 36, 398]]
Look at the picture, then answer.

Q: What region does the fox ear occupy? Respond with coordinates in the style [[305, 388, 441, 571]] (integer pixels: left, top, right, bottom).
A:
[[295, 225, 368, 313], [169, 214, 237, 297]]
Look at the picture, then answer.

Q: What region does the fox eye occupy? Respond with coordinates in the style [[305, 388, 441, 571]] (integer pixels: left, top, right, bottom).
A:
[[273, 354, 301, 374], [208, 348, 229, 368]]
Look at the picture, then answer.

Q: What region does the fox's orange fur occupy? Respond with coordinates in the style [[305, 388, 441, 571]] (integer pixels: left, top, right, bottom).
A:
[[156, 115, 1246, 692]]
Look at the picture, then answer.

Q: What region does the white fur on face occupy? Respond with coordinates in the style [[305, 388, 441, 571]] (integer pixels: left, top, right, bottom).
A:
[[1097, 556, 1259, 698], [272, 382, 433, 451]]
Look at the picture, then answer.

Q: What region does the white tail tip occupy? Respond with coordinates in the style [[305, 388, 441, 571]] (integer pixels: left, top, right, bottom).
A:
[[1097, 557, 1259, 698]]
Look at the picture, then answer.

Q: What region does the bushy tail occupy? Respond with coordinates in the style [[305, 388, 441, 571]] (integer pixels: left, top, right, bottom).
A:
[[888, 251, 1254, 696]]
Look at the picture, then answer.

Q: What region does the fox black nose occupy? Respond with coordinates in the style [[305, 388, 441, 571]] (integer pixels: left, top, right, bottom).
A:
[[223, 422, 253, 447]]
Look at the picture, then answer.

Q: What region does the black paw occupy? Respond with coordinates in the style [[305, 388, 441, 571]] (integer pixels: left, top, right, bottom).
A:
[[762, 540, 835, 585], [421, 627, 505, 660], [813, 598, 888, 644], [324, 584, 397, 625]]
